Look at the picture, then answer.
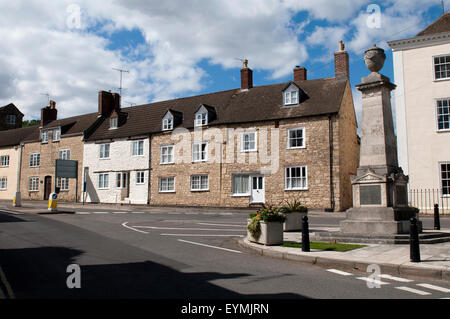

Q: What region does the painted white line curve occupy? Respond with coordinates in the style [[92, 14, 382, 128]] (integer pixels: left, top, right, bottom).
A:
[[177, 239, 243, 254], [122, 222, 149, 234]]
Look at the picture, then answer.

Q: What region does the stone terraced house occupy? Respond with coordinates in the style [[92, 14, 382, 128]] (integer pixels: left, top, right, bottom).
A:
[[19, 101, 100, 202], [81, 42, 360, 211]]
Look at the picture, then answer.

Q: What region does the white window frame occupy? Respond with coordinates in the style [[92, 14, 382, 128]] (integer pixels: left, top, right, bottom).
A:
[[29, 153, 40, 167], [0, 177, 7, 190], [160, 145, 174, 164], [0, 155, 9, 167], [132, 140, 144, 156], [162, 117, 173, 131], [57, 177, 69, 191], [29, 177, 39, 192], [191, 175, 209, 191], [41, 130, 49, 143], [159, 177, 175, 193], [110, 117, 118, 130], [99, 144, 110, 159], [98, 173, 109, 189], [433, 54, 450, 81], [440, 162, 450, 197], [192, 142, 208, 162], [232, 174, 251, 196], [5, 115, 16, 125], [195, 112, 208, 127], [136, 171, 145, 185], [116, 172, 128, 189], [59, 149, 71, 160], [436, 98, 450, 132], [241, 131, 257, 152], [53, 127, 61, 142], [287, 127, 306, 149], [285, 166, 308, 191]]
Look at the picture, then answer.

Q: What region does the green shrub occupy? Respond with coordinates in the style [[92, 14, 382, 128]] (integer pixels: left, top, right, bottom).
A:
[[280, 198, 308, 214]]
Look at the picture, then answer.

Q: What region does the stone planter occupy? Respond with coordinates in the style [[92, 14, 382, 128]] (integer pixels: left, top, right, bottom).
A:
[[283, 212, 307, 232], [247, 219, 284, 246]]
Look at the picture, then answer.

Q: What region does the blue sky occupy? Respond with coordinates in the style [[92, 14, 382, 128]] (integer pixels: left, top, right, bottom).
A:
[[0, 0, 447, 121]]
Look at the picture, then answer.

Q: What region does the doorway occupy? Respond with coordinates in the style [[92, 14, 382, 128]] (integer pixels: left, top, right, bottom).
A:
[[44, 176, 52, 200], [250, 175, 264, 204]]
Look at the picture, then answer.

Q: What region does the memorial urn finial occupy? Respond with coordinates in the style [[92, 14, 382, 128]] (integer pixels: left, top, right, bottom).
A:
[[364, 44, 386, 73]]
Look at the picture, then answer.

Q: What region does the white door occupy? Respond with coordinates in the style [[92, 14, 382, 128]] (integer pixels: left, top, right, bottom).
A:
[[251, 176, 264, 203]]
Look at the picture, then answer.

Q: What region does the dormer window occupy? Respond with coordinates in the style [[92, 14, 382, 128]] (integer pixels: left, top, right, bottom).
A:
[[283, 83, 302, 107], [110, 117, 118, 130], [41, 130, 49, 143], [162, 116, 173, 131], [195, 112, 208, 127], [5, 115, 16, 125], [53, 127, 61, 141]]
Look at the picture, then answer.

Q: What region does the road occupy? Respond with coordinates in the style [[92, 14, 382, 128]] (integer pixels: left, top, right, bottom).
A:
[[0, 207, 449, 303]]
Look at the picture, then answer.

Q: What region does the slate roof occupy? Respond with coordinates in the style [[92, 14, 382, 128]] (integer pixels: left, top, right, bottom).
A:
[[23, 112, 100, 143], [0, 125, 39, 148], [0, 103, 24, 116], [85, 77, 348, 142], [416, 13, 450, 36]]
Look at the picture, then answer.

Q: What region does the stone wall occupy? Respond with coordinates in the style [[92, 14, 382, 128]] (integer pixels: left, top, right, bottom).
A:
[[20, 135, 84, 202]]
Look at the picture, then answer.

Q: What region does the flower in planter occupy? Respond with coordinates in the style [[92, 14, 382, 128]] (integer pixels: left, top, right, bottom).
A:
[[247, 207, 286, 241]]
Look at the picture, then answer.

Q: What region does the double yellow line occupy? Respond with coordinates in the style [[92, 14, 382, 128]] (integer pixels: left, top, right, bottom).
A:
[[0, 266, 15, 299]]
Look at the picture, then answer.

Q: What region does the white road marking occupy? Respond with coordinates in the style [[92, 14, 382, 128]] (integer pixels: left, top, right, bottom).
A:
[[112, 211, 128, 214], [122, 222, 149, 234], [197, 223, 244, 227], [395, 286, 431, 296], [356, 277, 390, 286], [219, 213, 233, 215], [131, 211, 145, 214], [0, 266, 15, 299], [133, 226, 243, 232], [379, 274, 413, 283], [93, 211, 109, 214], [185, 212, 199, 215], [168, 213, 181, 215], [326, 269, 353, 276], [161, 233, 244, 237], [75, 212, 91, 215], [177, 239, 243, 254], [416, 283, 450, 293]]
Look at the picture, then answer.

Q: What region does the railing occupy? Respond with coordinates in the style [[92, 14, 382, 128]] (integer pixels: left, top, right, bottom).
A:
[[408, 189, 450, 214]]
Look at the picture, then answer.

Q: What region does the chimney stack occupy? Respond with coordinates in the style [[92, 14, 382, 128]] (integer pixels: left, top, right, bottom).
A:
[[98, 91, 121, 117], [240, 59, 253, 90], [293, 66, 307, 82], [335, 40, 349, 79], [40, 100, 57, 126]]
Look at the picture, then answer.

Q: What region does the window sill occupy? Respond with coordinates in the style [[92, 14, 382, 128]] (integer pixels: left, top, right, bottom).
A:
[[287, 146, 306, 150], [159, 191, 175, 193], [191, 189, 210, 192], [99, 158, 110, 160], [436, 129, 450, 133], [284, 188, 309, 192], [160, 162, 175, 165], [241, 150, 257, 153], [433, 78, 450, 83], [231, 194, 250, 197]]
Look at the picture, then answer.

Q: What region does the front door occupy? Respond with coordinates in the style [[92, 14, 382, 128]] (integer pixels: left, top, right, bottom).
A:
[[251, 175, 264, 203], [44, 176, 52, 200]]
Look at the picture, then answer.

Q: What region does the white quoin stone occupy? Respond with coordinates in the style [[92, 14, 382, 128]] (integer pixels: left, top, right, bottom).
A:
[[82, 138, 150, 204]]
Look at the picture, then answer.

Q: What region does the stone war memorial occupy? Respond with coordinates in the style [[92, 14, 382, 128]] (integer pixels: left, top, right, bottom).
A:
[[315, 45, 450, 244]]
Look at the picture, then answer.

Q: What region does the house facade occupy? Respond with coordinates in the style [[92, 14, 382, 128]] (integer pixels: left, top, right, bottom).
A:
[[20, 101, 98, 202], [82, 43, 359, 211], [388, 13, 450, 198], [0, 126, 38, 200], [0, 103, 24, 131]]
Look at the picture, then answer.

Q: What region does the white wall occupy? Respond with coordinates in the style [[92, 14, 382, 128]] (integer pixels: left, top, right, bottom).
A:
[[82, 138, 150, 204], [394, 42, 450, 190]]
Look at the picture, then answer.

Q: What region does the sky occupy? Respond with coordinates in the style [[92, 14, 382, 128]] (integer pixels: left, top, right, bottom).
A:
[[0, 0, 447, 127]]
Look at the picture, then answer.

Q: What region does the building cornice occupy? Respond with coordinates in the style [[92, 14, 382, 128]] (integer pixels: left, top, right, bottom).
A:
[[387, 31, 450, 51]]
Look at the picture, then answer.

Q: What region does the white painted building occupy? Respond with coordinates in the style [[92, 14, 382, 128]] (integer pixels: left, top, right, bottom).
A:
[[388, 13, 450, 199], [82, 137, 150, 204]]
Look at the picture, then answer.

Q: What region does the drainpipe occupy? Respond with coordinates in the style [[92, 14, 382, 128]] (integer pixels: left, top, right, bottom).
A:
[[328, 115, 336, 212], [13, 143, 24, 207]]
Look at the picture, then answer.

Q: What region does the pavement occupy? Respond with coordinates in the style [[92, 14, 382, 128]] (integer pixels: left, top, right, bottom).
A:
[[2, 199, 450, 283]]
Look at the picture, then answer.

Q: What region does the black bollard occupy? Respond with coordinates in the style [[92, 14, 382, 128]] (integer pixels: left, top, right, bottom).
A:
[[434, 204, 441, 231], [302, 216, 310, 252], [410, 218, 421, 263]]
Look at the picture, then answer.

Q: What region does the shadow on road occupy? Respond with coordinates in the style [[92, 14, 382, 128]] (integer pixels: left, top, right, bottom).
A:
[[0, 246, 307, 299]]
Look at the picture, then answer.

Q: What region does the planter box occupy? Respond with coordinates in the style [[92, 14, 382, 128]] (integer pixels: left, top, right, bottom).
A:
[[247, 219, 284, 246], [283, 212, 308, 232]]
